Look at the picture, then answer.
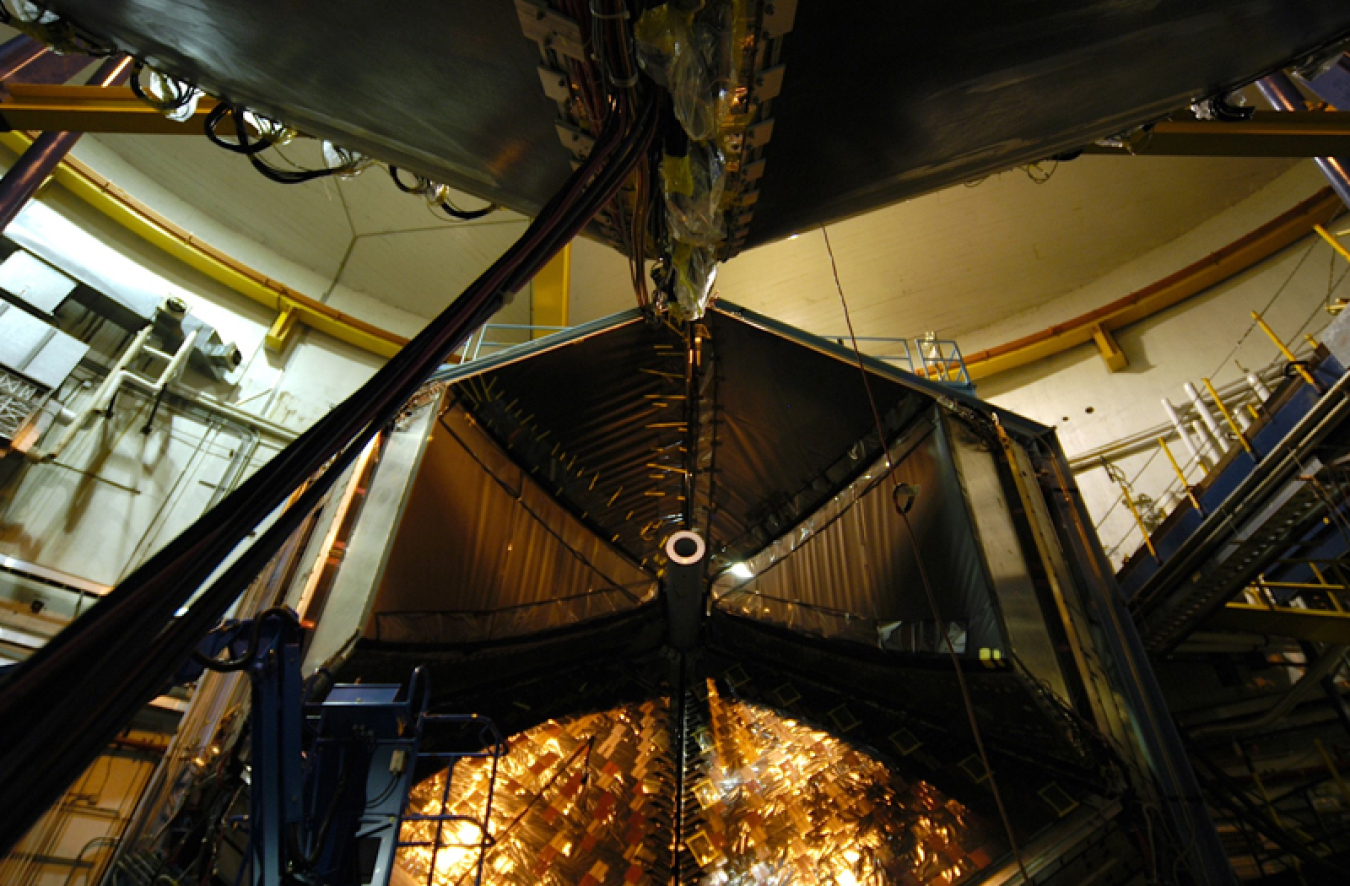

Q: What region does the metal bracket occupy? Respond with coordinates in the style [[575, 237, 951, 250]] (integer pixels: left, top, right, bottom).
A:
[[516, 0, 586, 61]]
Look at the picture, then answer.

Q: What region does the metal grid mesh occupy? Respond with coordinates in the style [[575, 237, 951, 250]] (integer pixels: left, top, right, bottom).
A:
[[0, 367, 45, 442]]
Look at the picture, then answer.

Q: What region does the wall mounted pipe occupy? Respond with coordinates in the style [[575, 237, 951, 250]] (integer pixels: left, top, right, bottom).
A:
[[35, 324, 202, 462], [36, 323, 152, 461], [1247, 371, 1273, 400], [1162, 397, 1207, 469], [1191, 420, 1222, 468], [1185, 381, 1228, 463], [1257, 71, 1350, 207], [1066, 369, 1277, 471]]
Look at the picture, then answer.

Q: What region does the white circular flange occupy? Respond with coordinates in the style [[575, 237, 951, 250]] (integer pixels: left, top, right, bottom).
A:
[[664, 530, 706, 565]]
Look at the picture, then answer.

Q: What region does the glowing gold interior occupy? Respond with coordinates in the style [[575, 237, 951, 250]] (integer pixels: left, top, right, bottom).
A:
[[398, 682, 999, 885]]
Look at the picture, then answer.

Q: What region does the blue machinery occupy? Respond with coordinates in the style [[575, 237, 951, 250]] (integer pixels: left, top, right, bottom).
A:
[[194, 611, 504, 886]]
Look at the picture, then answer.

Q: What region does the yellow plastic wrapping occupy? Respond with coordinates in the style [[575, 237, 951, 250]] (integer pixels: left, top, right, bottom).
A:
[[669, 241, 718, 321], [634, 2, 737, 142]]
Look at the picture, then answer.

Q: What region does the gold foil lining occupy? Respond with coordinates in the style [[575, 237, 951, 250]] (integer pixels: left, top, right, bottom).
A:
[[398, 682, 1000, 885]]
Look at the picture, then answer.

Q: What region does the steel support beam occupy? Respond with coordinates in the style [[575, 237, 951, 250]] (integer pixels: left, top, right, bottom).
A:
[[0, 35, 49, 83], [1256, 72, 1350, 207], [1206, 601, 1350, 645], [0, 57, 131, 234], [1303, 53, 1350, 118], [1082, 111, 1350, 158], [0, 84, 228, 135]]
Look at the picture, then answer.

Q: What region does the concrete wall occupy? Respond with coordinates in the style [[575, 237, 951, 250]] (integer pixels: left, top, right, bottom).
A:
[[967, 161, 1348, 565]]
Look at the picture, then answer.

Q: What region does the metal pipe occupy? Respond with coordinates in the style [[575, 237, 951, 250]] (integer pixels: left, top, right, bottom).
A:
[[0, 55, 131, 234], [1203, 376, 1255, 457], [0, 34, 49, 82], [1163, 397, 1207, 468], [1068, 374, 1271, 471], [1185, 381, 1226, 448], [36, 324, 153, 461], [1192, 419, 1222, 468], [1257, 71, 1350, 207]]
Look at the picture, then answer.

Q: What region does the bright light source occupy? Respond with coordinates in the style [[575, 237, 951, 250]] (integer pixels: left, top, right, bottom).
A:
[[788, 233, 800, 241], [729, 562, 754, 579]]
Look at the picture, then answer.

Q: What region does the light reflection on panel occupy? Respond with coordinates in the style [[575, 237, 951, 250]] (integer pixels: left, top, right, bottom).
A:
[[398, 683, 1002, 885]]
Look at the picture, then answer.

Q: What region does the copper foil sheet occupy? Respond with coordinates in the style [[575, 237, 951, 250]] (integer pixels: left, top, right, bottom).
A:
[[398, 683, 1001, 885]]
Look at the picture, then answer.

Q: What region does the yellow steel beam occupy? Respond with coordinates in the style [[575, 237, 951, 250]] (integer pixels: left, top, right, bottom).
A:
[[1316, 222, 1350, 264], [0, 130, 408, 358], [1090, 323, 1127, 372], [531, 241, 571, 338], [1081, 111, 1350, 157], [1207, 601, 1350, 644], [1251, 309, 1318, 390], [0, 84, 230, 134], [962, 188, 1342, 381]]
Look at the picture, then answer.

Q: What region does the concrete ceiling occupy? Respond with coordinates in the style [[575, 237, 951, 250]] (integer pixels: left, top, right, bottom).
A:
[[82, 132, 1297, 342]]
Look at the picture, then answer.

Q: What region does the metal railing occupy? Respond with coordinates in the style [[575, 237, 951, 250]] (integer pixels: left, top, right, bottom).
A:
[[454, 324, 570, 364], [827, 335, 972, 386], [1095, 314, 1320, 567]]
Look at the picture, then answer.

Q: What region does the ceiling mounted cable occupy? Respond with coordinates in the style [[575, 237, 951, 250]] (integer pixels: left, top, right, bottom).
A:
[[0, 62, 657, 853], [127, 61, 198, 115], [389, 166, 497, 220], [821, 225, 1032, 882], [203, 102, 276, 156]]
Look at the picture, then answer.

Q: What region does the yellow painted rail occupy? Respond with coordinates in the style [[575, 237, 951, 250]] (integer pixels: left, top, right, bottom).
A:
[[962, 188, 1343, 380]]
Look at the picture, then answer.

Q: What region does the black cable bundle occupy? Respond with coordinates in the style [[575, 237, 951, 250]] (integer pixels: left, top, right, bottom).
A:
[[0, 89, 657, 854]]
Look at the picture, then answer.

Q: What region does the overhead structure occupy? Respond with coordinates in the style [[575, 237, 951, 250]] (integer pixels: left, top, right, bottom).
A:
[[27, 0, 1350, 252]]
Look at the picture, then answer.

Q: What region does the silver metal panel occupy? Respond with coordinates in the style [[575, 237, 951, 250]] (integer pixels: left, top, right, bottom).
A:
[[21, 334, 86, 393], [299, 400, 440, 673], [0, 303, 53, 375], [0, 251, 77, 315], [0, 302, 87, 390], [945, 414, 1070, 701]]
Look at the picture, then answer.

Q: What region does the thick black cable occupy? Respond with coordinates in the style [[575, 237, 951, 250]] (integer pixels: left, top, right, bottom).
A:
[[389, 167, 498, 219], [0, 92, 655, 855], [203, 103, 273, 156], [2, 96, 655, 844], [389, 166, 431, 194], [128, 61, 196, 113], [434, 200, 496, 221], [248, 153, 346, 185], [206, 103, 352, 183]]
